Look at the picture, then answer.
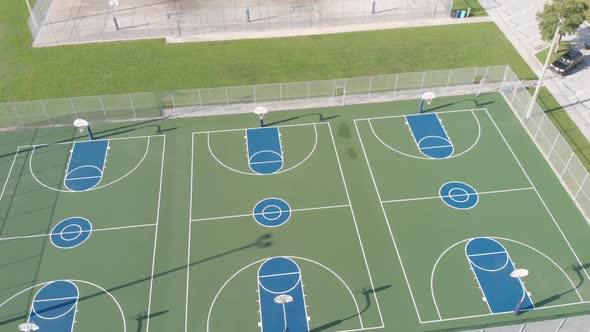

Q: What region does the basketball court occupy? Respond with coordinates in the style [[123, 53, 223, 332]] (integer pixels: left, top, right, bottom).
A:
[[1, 92, 590, 332]]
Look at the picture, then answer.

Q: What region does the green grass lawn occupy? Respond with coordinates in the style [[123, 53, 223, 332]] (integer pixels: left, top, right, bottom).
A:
[[532, 87, 590, 170], [535, 41, 571, 64], [452, 0, 488, 17], [0, 2, 533, 103]]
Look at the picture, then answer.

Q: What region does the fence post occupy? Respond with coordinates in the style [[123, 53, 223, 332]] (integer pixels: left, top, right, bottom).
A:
[[419, 71, 426, 94], [253, 86, 257, 106], [40, 101, 53, 126], [308, 81, 311, 103], [225, 88, 230, 106], [574, 174, 588, 200], [445, 69, 453, 93], [280, 83, 283, 105], [197, 89, 203, 111], [128, 94, 137, 120], [560, 153, 575, 179], [343, 78, 348, 105], [12, 104, 24, 127], [98, 96, 107, 120], [471, 67, 479, 84], [368, 76, 373, 99], [393, 74, 399, 98], [546, 135, 561, 160], [533, 116, 544, 140], [69, 98, 80, 119], [499, 65, 510, 91], [170, 91, 177, 109], [332, 80, 336, 105]]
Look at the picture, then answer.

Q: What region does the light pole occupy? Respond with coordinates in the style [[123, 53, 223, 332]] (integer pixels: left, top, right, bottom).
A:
[[109, 0, 120, 30], [525, 18, 562, 119]]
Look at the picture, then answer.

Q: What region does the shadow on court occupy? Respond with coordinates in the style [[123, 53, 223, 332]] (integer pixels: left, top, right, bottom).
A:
[[134, 310, 170, 332], [0, 234, 273, 328], [309, 285, 391, 332], [532, 262, 589, 309], [423, 99, 495, 113], [263, 113, 340, 127]]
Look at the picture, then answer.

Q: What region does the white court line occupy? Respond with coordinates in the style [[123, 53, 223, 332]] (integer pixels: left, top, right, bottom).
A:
[[206, 256, 363, 332], [249, 160, 283, 165], [354, 120, 424, 323], [363, 109, 481, 161], [353, 108, 487, 122], [185, 131, 196, 332], [0, 223, 156, 242], [328, 122, 384, 328], [258, 271, 301, 279], [381, 187, 534, 204], [422, 300, 590, 324], [190, 204, 350, 222], [17, 134, 165, 149], [204, 123, 318, 176], [193, 121, 326, 135], [145, 135, 166, 332], [30, 135, 154, 193], [420, 144, 453, 150], [467, 251, 507, 257], [65, 175, 103, 181], [0, 146, 21, 201], [484, 109, 590, 284], [34, 296, 79, 302], [6, 279, 128, 332], [430, 236, 584, 322]]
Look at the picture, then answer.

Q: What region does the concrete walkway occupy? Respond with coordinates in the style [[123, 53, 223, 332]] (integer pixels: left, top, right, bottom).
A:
[[167, 16, 493, 43], [480, 0, 590, 138]]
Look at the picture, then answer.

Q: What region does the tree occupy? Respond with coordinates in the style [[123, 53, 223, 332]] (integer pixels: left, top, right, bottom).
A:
[[537, 0, 588, 50]]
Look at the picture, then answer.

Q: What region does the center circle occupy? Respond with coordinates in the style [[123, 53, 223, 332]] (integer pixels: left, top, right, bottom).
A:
[[261, 205, 282, 221], [60, 224, 83, 241], [439, 181, 479, 210], [50, 217, 93, 249], [253, 198, 292, 228], [448, 188, 470, 203]]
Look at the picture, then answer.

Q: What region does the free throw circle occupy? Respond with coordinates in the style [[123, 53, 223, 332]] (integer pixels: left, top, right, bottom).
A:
[[253, 198, 291, 227], [50, 217, 92, 249], [439, 181, 479, 209]]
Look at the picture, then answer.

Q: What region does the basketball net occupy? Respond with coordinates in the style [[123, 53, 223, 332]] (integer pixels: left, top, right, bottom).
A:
[[259, 113, 265, 121], [425, 98, 433, 105]]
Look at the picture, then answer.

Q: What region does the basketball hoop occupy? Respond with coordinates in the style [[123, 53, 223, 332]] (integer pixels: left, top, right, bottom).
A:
[[73, 119, 89, 134], [18, 322, 39, 332], [254, 106, 269, 127], [510, 269, 529, 278], [274, 294, 293, 304], [421, 92, 436, 105]]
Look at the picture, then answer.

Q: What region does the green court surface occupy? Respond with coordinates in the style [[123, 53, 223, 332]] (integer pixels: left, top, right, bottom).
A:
[[1, 92, 590, 332]]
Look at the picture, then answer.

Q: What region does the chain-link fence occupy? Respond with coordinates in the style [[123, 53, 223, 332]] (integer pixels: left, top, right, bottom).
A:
[[179, 0, 453, 36], [500, 68, 590, 224], [463, 313, 590, 332], [1, 65, 589, 225], [27, 0, 453, 46]]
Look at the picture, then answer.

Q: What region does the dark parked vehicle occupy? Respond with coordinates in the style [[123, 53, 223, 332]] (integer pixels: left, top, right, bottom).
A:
[[549, 49, 584, 75]]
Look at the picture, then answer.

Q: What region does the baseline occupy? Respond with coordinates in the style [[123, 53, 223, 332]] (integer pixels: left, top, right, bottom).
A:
[[28, 135, 162, 193], [205, 256, 364, 332], [203, 122, 320, 176], [429, 237, 584, 322], [361, 109, 481, 161], [0, 279, 127, 332], [484, 109, 590, 284]]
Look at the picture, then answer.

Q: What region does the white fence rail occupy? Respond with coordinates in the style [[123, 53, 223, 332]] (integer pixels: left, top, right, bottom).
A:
[[1, 65, 589, 227]]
